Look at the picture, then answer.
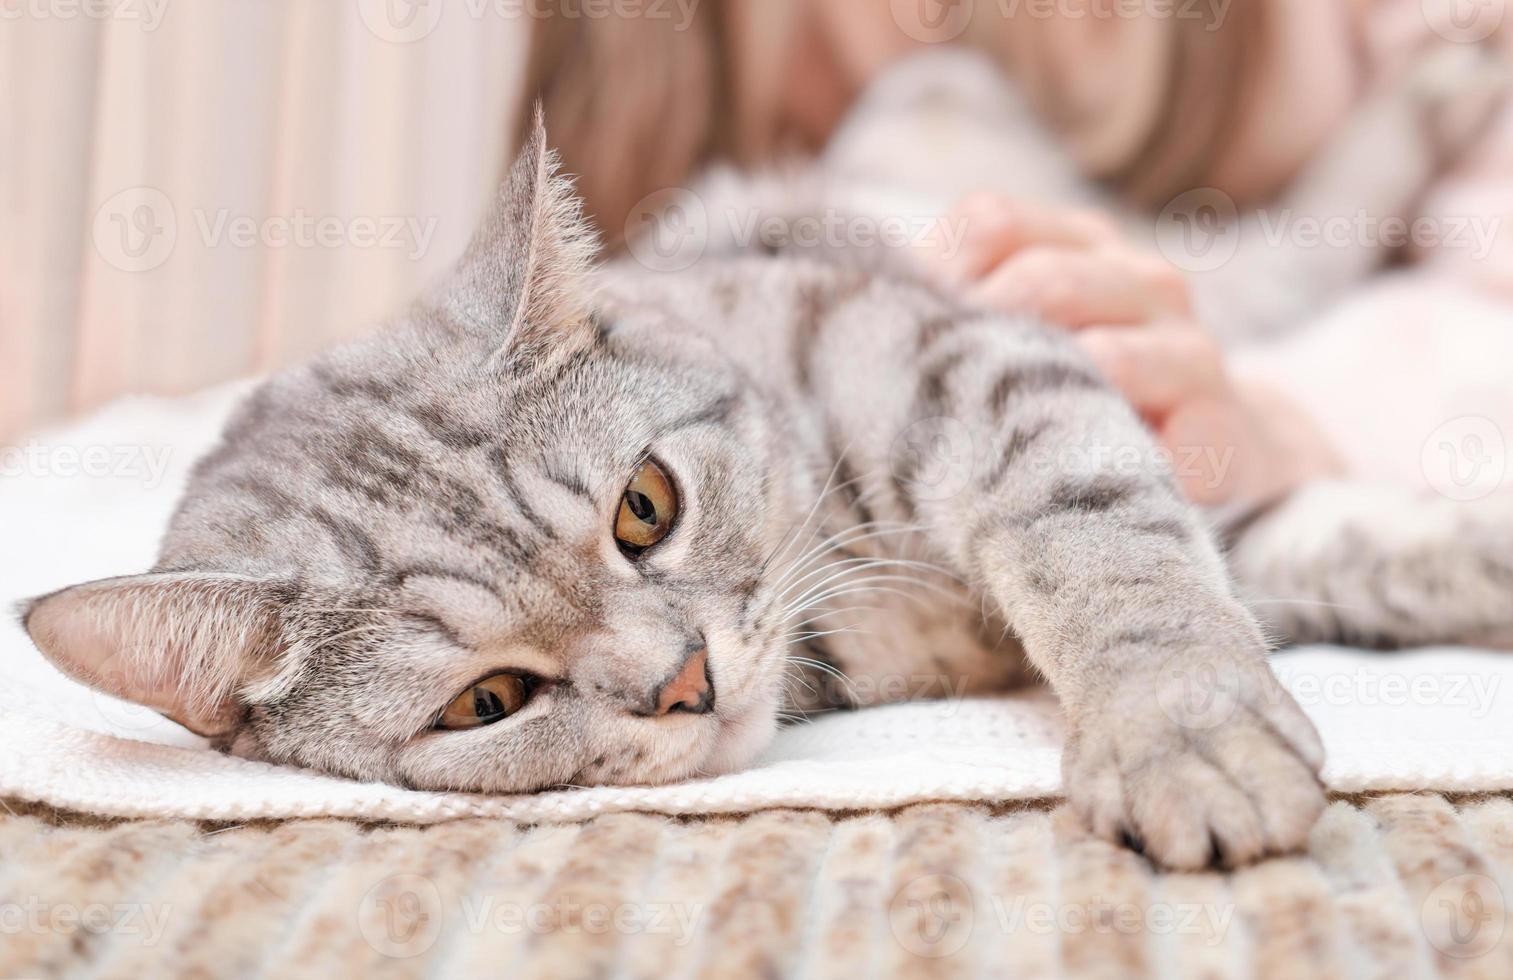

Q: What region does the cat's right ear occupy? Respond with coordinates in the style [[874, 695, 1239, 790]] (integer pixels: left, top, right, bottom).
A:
[[439, 104, 600, 360], [20, 572, 289, 738]]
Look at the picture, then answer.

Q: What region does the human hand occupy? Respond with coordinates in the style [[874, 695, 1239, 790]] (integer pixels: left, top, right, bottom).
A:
[[926, 194, 1342, 509]]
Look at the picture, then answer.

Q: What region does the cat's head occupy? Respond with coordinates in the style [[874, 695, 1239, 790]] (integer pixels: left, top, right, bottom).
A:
[[22, 114, 803, 793]]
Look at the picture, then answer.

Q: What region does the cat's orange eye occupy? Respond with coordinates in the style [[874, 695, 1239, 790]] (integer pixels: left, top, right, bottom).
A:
[[436, 673, 531, 730], [615, 458, 678, 555]]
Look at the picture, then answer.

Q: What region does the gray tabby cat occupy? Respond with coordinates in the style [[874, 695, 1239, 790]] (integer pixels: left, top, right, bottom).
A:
[[824, 47, 1513, 651], [21, 112, 1338, 871]]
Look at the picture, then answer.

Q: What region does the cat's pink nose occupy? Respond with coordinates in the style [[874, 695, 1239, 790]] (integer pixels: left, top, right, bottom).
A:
[[650, 648, 713, 716]]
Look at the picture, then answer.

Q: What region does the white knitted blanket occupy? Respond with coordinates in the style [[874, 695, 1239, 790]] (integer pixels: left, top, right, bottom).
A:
[[3, 387, 1511, 823]]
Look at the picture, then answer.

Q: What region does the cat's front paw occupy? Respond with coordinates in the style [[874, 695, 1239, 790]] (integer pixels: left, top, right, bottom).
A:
[[1063, 655, 1326, 870]]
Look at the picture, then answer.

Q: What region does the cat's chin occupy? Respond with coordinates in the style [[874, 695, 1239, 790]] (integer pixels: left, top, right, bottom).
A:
[[697, 704, 780, 779]]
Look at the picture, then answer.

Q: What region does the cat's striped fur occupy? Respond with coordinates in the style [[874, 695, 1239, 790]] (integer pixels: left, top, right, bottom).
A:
[[819, 48, 1513, 658], [24, 115, 1328, 870]]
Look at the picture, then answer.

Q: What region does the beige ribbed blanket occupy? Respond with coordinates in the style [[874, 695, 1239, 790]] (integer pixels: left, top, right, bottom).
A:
[[0, 794, 1510, 978]]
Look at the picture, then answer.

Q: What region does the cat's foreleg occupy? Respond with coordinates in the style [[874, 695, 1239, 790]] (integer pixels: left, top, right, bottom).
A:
[[878, 320, 1327, 868], [1228, 481, 1513, 649]]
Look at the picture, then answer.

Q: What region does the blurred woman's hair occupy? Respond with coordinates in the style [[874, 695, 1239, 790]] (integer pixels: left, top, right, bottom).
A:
[[993, 1, 1271, 208], [518, 2, 738, 243], [517, 0, 1270, 244]]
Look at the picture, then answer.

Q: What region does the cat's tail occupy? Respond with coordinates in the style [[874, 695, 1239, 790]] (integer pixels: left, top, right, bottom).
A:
[[1227, 481, 1513, 649]]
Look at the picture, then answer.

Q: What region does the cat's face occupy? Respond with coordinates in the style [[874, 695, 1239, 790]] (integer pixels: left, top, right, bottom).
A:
[[22, 119, 802, 793], [229, 319, 794, 793]]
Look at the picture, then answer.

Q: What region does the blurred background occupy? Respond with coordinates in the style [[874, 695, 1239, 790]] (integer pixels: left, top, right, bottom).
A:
[[1, 3, 525, 441], [2, 0, 1510, 444]]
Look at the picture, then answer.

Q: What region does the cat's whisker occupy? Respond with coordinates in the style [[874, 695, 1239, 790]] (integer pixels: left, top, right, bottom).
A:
[[775, 555, 956, 607], [783, 620, 864, 638], [766, 524, 877, 596], [796, 603, 880, 622], [770, 520, 924, 589], [781, 671, 817, 698], [780, 547, 944, 586], [749, 522, 926, 633], [781, 576, 963, 622], [785, 655, 860, 701], [762, 527, 929, 615], [778, 598, 908, 638], [759, 448, 856, 577], [782, 478, 869, 561], [786, 655, 852, 682], [780, 568, 965, 621], [784, 628, 865, 647], [775, 510, 916, 567], [782, 591, 902, 627], [763, 604, 876, 645], [1249, 597, 1364, 610], [776, 556, 917, 604]]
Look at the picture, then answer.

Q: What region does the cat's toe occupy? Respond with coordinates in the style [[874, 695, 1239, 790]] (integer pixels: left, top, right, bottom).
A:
[[1066, 706, 1326, 870], [1204, 709, 1328, 853], [1128, 753, 1269, 870]]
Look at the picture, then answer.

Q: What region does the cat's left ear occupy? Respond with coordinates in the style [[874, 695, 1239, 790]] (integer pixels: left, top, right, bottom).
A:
[[439, 103, 600, 357], [21, 572, 289, 738]]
